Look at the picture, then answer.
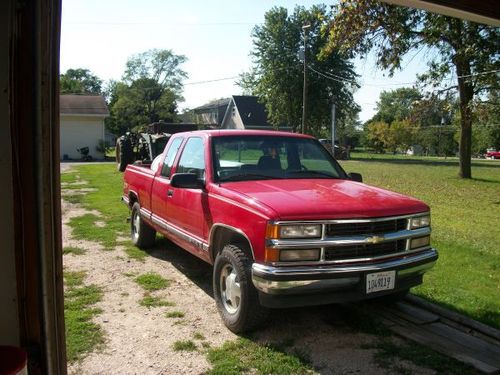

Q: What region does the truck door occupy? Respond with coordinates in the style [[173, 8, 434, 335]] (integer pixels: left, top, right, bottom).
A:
[[166, 137, 209, 253], [150, 137, 183, 222]]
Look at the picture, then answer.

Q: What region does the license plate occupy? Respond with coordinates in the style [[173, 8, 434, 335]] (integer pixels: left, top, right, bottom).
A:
[[366, 271, 395, 294]]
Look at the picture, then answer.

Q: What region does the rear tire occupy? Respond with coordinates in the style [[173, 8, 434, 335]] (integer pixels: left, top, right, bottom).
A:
[[131, 202, 156, 249], [116, 137, 134, 172], [213, 244, 268, 333]]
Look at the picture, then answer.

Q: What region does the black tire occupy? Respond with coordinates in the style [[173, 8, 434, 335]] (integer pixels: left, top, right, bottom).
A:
[[116, 137, 134, 172], [131, 202, 156, 249], [213, 244, 268, 333]]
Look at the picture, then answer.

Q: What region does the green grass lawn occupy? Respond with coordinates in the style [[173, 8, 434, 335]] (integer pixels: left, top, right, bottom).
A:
[[62, 159, 499, 329], [340, 153, 499, 328]]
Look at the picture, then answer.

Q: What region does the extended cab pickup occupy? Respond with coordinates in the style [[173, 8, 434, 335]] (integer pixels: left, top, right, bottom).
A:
[[123, 130, 438, 332]]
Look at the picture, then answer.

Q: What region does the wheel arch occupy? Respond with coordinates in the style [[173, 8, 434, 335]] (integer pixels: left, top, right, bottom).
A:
[[209, 224, 254, 263], [128, 190, 139, 209]]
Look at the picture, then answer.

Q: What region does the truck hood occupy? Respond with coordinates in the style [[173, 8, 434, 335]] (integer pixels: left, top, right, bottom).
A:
[[219, 179, 428, 220]]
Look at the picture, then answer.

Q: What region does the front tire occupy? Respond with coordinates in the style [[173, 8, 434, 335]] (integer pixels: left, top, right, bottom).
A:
[[131, 202, 156, 249], [213, 244, 268, 333]]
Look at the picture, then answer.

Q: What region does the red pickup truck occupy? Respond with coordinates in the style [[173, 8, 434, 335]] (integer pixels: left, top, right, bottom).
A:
[[123, 130, 438, 332]]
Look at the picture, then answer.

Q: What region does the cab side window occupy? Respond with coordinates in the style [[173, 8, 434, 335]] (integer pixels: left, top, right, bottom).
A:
[[161, 138, 183, 178], [176, 137, 205, 179]]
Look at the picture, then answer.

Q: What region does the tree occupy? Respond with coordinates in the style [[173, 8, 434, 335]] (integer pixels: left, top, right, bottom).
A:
[[371, 88, 422, 124], [471, 90, 500, 153], [60, 68, 103, 94], [366, 121, 389, 152], [107, 49, 187, 135], [322, 1, 499, 178], [239, 5, 359, 135]]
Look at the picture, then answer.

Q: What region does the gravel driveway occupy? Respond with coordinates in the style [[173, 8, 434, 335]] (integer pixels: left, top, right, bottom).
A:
[[61, 167, 434, 375]]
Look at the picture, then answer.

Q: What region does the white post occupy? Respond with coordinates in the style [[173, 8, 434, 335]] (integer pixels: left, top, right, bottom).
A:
[[331, 102, 336, 152]]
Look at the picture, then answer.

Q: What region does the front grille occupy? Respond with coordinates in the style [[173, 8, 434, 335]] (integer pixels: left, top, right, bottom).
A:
[[326, 218, 407, 237], [324, 240, 407, 261]]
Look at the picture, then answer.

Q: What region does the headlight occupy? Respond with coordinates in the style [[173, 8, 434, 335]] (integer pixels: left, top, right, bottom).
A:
[[280, 249, 320, 262], [278, 224, 321, 239], [410, 215, 430, 229]]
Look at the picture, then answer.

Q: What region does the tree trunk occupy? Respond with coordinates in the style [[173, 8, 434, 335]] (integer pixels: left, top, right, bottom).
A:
[[455, 59, 474, 179]]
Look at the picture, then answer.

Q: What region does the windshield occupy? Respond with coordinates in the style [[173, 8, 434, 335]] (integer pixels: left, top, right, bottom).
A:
[[212, 135, 347, 182]]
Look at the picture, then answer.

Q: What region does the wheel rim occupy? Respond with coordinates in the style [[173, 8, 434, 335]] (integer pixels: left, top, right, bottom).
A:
[[219, 263, 241, 314], [132, 210, 140, 240]]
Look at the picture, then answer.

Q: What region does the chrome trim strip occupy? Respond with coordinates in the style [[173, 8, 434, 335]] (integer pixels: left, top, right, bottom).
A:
[[397, 261, 435, 277], [140, 207, 152, 219], [151, 214, 209, 252], [252, 275, 360, 295], [267, 227, 430, 249], [270, 247, 432, 266], [122, 195, 130, 206], [208, 223, 255, 260], [252, 248, 437, 278], [269, 212, 429, 225]]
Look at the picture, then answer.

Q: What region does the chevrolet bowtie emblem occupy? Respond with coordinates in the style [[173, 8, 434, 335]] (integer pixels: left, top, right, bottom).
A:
[[367, 235, 385, 244]]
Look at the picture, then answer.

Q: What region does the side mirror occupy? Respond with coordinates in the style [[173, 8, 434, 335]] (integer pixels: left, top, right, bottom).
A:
[[170, 173, 205, 189], [348, 172, 363, 183]]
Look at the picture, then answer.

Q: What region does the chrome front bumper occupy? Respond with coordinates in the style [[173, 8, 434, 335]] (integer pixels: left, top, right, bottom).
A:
[[252, 248, 438, 295]]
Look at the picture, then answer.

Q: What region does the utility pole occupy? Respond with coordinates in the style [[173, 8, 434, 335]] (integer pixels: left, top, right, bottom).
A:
[[301, 24, 310, 134], [331, 100, 336, 154]]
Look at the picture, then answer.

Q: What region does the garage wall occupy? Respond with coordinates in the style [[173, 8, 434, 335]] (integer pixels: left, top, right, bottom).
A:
[[221, 101, 244, 129], [0, 0, 20, 346], [60, 115, 105, 160]]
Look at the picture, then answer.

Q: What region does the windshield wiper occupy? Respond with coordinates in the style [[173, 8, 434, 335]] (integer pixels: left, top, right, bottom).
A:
[[219, 173, 280, 182]]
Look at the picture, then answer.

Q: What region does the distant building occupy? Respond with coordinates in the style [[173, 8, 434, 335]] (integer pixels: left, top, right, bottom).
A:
[[194, 95, 291, 131], [193, 98, 230, 127], [60, 94, 109, 160]]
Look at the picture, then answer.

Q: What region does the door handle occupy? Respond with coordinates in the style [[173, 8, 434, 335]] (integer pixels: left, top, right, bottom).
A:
[[167, 190, 173, 197]]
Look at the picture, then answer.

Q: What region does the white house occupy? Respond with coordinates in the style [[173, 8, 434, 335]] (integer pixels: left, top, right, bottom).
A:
[[194, 95, 292, 131], [60, 94, 109, 160]]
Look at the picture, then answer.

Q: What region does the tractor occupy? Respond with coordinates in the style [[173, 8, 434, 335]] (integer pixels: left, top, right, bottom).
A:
[[115, 121, 199, 172]]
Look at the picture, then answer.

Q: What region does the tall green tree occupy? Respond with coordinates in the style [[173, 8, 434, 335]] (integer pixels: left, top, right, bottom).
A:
[[60, 68, 102, 94], [371, 87, 422, 124], [107, 49, 187, 135], [322, 0, 499, 178], [239, 5, 359, 135]]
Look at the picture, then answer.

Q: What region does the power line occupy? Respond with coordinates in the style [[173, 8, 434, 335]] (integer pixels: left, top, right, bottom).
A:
[[66, 21, 261, 26], [184, 76, 238, 85], [457, 69, 500, 79]]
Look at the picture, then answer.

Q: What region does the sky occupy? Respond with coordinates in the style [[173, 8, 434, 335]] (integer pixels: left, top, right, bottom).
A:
[[60, 0, 430, 122]]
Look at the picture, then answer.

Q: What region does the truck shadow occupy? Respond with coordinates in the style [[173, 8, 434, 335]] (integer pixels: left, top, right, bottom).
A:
[[143, 236, 443, 372], [147, 236, 214, 297]]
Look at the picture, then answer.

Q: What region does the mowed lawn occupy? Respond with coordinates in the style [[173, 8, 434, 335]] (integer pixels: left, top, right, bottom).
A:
[[340, 154, 499, 329], [63, 157, 499, 329]]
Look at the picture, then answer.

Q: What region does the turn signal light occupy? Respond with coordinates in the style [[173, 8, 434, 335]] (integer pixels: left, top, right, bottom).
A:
[[264, 247, 280, 263]]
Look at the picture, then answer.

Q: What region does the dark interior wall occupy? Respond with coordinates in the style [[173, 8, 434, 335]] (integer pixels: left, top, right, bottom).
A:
[[0, 0, 20, 349], [4, 0, 66, 373]]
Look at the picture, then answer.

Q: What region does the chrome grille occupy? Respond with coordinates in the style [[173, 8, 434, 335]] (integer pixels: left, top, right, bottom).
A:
[[324, 240, 407, 261], [325, 218, 407, 237]]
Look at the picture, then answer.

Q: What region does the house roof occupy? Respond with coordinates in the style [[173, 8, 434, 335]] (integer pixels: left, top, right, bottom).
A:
[[232, 95, 272, 127], [193, 98, 231, 113], [60, 94, 109, 116]]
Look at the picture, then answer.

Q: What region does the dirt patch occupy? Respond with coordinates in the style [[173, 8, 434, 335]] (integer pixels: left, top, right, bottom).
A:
[[61, 188, 434, 374]]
